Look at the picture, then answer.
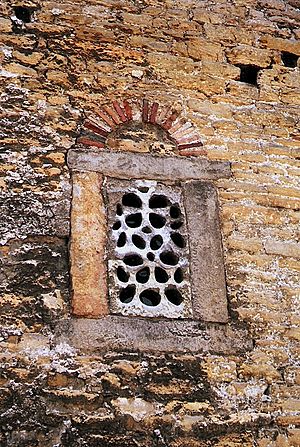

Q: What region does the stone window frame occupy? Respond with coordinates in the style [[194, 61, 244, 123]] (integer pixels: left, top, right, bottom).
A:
[[59, 99, 252, 354], [68, 148, 230, 321]]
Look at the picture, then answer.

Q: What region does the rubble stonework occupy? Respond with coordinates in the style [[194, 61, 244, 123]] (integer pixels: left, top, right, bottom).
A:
[[0, 0, 300, 446]]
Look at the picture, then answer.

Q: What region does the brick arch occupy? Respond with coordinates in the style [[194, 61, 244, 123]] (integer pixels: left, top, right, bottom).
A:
[[77, 99, 206, 156]]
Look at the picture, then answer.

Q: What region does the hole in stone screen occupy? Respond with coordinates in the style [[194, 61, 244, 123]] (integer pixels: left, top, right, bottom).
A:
[[106, 179, 193, 319]]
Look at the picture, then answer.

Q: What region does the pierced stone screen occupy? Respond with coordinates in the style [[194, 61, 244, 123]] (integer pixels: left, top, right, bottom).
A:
[[106, 179, 193, 319]]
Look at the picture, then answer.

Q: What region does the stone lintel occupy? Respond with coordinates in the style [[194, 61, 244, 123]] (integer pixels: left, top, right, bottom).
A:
[[67, 148, 231, 181], [55, 317, 253, 354]]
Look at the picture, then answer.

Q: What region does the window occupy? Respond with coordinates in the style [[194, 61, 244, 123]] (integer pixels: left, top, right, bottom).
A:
[[59, 100, 252, 354], [68, 148, 231, 324]]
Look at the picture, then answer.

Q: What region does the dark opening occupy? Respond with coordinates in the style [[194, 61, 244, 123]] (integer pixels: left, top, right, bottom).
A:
[[140, 289, 161, 306], [117, 266, 129, 282], [122, 193, 142, 208], [170, 232, 186, 248], [170, 204, 181, 218], [170, 220, 183, 230], [147, 252, 155, 261], [14, 6, 32, 22], [113, 221, 121, 230], [174, 267, 184, 283], [138, 186, 149, 193], [142, 226, 152, 234], [119, 285, 136, 303], [117, 232, 126, 247], [281, 51, 298, 68], [149, 213, 166, 229], [125, 212, 142, 228], [160, 250, 179, 266], [150, 235, 163, 250], [132, 234, 146, 249], [149, 194, 169, 208], [123, 254, 143, 266], [116, 204, 123, 216], [136, 267, 150, 284], [165, 287, 183, 306], [239, 65, 260, 86], [154, 267, 169, 283]]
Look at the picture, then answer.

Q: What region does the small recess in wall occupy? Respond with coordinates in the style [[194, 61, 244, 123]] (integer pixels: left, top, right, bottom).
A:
[[281, 51, 299, 68], [14, 6, 32, 23], [238, 65, 260, 86]]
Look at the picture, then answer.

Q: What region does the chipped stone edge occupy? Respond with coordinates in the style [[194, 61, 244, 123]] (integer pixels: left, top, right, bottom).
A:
[[67, 148, 231, 181]]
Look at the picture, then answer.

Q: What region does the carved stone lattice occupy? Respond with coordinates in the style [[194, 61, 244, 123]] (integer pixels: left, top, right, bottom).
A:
[[106, 179, 193, 319]]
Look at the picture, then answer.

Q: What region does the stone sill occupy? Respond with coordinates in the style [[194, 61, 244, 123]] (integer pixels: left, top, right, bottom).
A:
[[55, 317, 252, 355]]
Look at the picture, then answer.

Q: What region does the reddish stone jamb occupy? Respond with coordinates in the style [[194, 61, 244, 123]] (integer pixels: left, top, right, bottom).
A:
[[77, 99, 206, 156], [70, 172, 109, 318]]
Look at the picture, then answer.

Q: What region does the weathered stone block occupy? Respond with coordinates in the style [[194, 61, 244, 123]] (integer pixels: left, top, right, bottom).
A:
[[55, 318, 253, 354], [67, 149, 231, 181], [226, 45, 274, 68], [70, 172, 109, 317]]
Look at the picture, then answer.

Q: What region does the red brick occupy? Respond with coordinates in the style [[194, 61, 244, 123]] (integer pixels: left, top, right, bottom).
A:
[[179, 148, 207, 156], [168, 119, 186, 135], [142, 99, 149, 122], [103, 105, 122, 125], [171, 122, 193, 136], [113, 101, 128, 122], [77, 137, 105, 149], [178, 141, 203, 150], [83, 120, 109, 138], [177, 133, 202, 145], [149, 102, 159, 124], [162, 111, 179, 130], [157, 104, 172, 124], [123, 100, 133, 121], [96, 110, 116, 128]]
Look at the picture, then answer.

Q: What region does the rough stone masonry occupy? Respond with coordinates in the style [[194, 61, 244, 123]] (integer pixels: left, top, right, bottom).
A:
[[0, 0, 300, 446]]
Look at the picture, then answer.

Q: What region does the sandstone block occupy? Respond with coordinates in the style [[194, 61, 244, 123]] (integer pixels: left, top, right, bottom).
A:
[[13, 51, 44, 66], [111, 397, 160, 422], [281, 398, 300, 411], [0, 18, 12, 32], [3, 62, 37, 77], [287, 429, 300, 446], [187, 38, 224, 62], [260, 35, 300, 55], [203, 357, 237, 383], [239, 363, 281, 383], [264, 240, 300, 259], [70, 172, 109, 318], [201, 61, 241, 79], [285, 328, 300, 342], [226, 45, 274, 68], [46, 70, 70, 87]]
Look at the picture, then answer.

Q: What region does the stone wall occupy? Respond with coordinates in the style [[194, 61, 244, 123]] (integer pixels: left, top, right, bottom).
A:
[[0, 0, 299, 445]]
